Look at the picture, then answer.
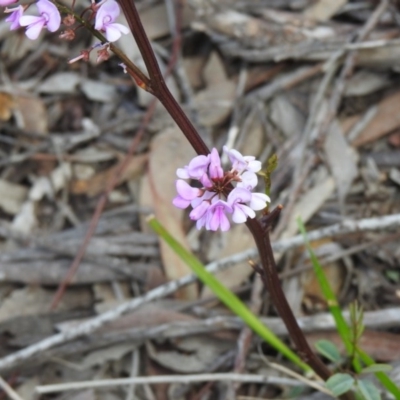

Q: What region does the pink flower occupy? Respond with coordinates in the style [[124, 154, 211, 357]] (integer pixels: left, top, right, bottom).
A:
[[0, 0, 18, 6], [228, 188, 256, 223], [205, 200, 232, 232], [5, 5, 24, 30], [173, 147, 270, 231], [209, 148, 223, 179], [95, 0, 129, 42], [177, 154, 210, 180], [223, 146, 261, 173], [19, 0, 61, 40], [249, 192, 270, 210], [173, 180, 201, 209], [237, 170, 258, 190]]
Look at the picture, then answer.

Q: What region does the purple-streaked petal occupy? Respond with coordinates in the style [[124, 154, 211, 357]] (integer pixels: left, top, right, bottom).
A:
[[103, 0, 120, 19], [175, 180, 200, 200], [191, 190, 213, 208], [172, 195, 191, 209], [190, 200, 210, 220], [5, 5, 24, 30], [249, 192, 270, 210], [196, 213, 208, 230], [223, 146, 246, 171], [36, 0, 60, 31], [227, 187, 252, 205], [206, 200, 232, 231], [209, 148, 223, 179], [199, 172, 212, 188], [187, 154, 210, 178]]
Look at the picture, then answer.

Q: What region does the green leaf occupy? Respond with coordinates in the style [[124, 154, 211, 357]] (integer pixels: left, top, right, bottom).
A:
[[326, 373, 354, 396], [315, 340, 341, 363], [357, 379, 381, 400], [259, 153, 278, 197], [360, 364, 393, 374], [147, 216, 311, 373]]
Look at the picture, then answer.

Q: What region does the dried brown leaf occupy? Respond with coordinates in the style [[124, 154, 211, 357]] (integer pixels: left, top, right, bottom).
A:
[[351, 91, 400, 147], [71, 154, 148, 197], [148, 127, 198, 300]]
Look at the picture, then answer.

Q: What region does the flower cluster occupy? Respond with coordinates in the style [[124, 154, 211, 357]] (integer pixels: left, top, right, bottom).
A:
[[1, 0, 128, 43], [173, 147, 270, 231]]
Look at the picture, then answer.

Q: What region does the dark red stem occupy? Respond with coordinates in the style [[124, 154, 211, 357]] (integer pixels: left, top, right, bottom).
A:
[[117, 0, 347, 389]]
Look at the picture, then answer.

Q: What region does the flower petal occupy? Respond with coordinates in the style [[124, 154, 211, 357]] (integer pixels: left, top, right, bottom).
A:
[[187, 154, 210, 179], [176, 167, 190, 179], [19, 15, 42, 26], [237, 171, 258, 190], [232, 204, 255, 223], [249, 192, 270, 210], [190, 200, 210, 220], [209, 148, 223, 179], [37, 0, 60, 31], [175, 180, 200, 200], [105, 24, 123, 42], [172, 196, 191, 209], [25, 19, 45, 39], [227, 187, 252, 205]]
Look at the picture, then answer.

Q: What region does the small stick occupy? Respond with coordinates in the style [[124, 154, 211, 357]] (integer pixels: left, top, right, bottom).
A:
[[0, 376, 25, 400], [35, 373, 323, 394]]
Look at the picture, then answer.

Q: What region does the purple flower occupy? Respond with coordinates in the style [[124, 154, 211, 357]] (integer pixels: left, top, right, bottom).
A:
[[237, 170, 258, 190], [249, 192, 270, 210], [228, 188, 256, 223], [172, 180, 201, 209], [5, 5, 24, 30], [0, 0, 18, 6], [177, 154, 210, 180], [173, 147, 270, 231], [206, 200, 232, 231], [223, 146, 262, 173], [209, 148, 223, 179], [19, 0, 61, 40], [95, 0, 129, 42]]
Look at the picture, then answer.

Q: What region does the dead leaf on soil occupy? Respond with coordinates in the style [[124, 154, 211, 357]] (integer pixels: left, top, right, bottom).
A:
[[15, 95, 48, 133], [0, 286, 92, 324], [304, 0, 347, 22], [71, 154, 148, 197], [282, 167, 336, 239], [0, 179, 28, 215], [345, 91, 400, 147], [37, 72, 81, 94], [147, 128, 198, 300], [0, 92, 15, 121], [203, 223, 255, 298], [324, 120, 358, 203]]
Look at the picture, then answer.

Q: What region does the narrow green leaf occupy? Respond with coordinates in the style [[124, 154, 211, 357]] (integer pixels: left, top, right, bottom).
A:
[[357, 379, 381, 400], [298, 218, 400, 399], [326, 373, 354, 396], [315, 340, 341, 363], [360, 364, 393, 374], [356, 348, 400, 399], [147, 215, 311, 373]]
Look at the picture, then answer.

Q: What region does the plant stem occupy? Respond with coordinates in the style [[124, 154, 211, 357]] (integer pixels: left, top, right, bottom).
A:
[[117, 0, 352, 394]]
